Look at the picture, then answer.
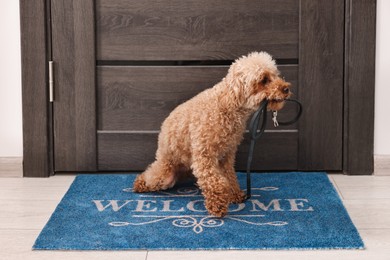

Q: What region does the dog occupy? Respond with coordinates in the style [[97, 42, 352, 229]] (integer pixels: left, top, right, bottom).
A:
[[133, 52, 291, 217]]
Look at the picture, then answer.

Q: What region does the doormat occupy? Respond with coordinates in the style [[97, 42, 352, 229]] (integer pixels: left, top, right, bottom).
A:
[[33, 172, 364, 250]]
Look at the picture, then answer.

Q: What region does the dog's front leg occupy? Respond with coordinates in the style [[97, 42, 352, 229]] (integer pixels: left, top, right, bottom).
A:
[[191, 158, 231, 218], [219, 153, 246, 204]]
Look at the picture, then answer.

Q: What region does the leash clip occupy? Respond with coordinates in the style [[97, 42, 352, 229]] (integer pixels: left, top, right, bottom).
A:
[[272, 111, 279, 127]]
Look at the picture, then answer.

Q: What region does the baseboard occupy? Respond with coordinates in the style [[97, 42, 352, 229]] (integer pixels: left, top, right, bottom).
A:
[[374, 155, 390, 176], [0, 157, 23, 177]]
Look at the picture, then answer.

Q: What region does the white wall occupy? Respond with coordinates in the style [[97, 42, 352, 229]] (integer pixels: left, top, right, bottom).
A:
[[374, 0, 390, 155], [0, 1, 22, 157], [0, 1, 389, 157]]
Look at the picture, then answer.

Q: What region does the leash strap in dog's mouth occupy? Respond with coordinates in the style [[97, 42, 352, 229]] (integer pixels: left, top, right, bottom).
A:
[[245, 99, 303, 200], [245, 100, 268, 199]]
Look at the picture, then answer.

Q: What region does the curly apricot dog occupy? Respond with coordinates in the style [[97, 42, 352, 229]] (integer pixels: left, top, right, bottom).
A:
[[133, 52, 291, 217]]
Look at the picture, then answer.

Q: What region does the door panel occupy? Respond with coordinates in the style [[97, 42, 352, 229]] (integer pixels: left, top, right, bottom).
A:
[[98, 132, 298, 171], [97, 66, 227, 131], [51, 0, 344, 173], [97, 65, 298, 131], [51, 0, 96, 171], [96, 0, 299, 60], [97, 65, 299, 171], [298, 0, 344, 170]]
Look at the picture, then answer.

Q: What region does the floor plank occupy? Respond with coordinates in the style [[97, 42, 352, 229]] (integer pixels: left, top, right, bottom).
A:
[[0, 230, 147, 260], [146, 229, 390, 260], [0, 185, 72, 201], [0, 175, 75, 201], [343, 199, 390, 229], [328, 174, 344, 198], [332, 175, 390, 199], [0, 175, 75, 187], [332, 175, 390, 187], [0, 200, 59, 230], [336, 186, 390, 200]]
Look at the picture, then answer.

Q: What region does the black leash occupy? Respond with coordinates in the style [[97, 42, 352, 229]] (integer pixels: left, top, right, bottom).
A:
[[245, 99, 303, 200]]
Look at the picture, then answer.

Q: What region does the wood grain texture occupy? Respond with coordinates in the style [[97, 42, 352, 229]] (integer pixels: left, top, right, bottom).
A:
[[21, 0, 376, 175], [97, 132, 297, 171], [95, 0, 299, 60], [236, 132, 298, 170], [20, 0, 50, 177], [0, 230, 147, 260], [343, 0, 376, 175], [97, 66, 226, 131], [51, 0, 97, 171], [97, 65, 298, 131], [298, 0, 344, 171]]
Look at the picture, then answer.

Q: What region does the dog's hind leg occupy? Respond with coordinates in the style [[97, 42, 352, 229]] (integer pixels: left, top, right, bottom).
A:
[[133, 159, 177, 193]]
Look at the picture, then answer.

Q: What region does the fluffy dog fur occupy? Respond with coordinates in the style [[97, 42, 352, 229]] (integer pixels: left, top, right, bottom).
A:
[[133, 52, 291, 217]]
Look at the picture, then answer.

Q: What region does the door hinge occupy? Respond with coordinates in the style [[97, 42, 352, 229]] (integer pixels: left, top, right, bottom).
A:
[[49, 61, 54, 102]]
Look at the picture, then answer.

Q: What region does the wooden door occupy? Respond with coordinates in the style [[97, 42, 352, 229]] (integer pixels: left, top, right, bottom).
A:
[[51, 0, 344, 172]]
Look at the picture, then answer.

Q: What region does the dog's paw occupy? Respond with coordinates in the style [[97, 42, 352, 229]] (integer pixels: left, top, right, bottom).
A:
[[205, 199, 229, 218], [207, 206, 228, 218], [132, 175, 149, 193], [230, 190, 246, 204]]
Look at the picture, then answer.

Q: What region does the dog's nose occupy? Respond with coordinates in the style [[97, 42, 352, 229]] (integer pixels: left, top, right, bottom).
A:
[[282, 87, 290, 94]]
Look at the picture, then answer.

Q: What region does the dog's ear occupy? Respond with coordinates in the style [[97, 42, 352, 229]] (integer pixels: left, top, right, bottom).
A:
[[252, 70, 271, 94], [259, 71, 270, 86], [226, 63, 244, 86], [224, 62, 247, 105]]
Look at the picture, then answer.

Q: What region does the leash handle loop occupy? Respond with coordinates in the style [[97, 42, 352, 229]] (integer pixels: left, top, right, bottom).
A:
[[245, 99, 303, 200]]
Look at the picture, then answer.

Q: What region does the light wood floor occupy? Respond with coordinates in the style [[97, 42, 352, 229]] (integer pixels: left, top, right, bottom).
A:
[[1, 162, 390, 260]]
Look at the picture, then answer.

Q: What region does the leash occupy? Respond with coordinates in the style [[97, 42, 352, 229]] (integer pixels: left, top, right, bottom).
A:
[[245, 99, 303, 200]]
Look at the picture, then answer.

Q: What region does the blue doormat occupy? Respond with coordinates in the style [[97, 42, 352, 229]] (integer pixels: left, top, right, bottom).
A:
[[33, 172, 364, 250]]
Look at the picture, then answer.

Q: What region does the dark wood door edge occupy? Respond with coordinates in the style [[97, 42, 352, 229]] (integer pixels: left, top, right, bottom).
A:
[[343, 0, 376, 175], [20, 0, 52, 177]]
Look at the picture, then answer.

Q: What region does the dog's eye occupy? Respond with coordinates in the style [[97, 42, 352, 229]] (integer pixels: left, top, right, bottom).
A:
[[261, 76, 269, 85]]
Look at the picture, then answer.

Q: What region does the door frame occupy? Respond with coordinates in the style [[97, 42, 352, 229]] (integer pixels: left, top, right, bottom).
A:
[[20, 0, 376, 177]]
